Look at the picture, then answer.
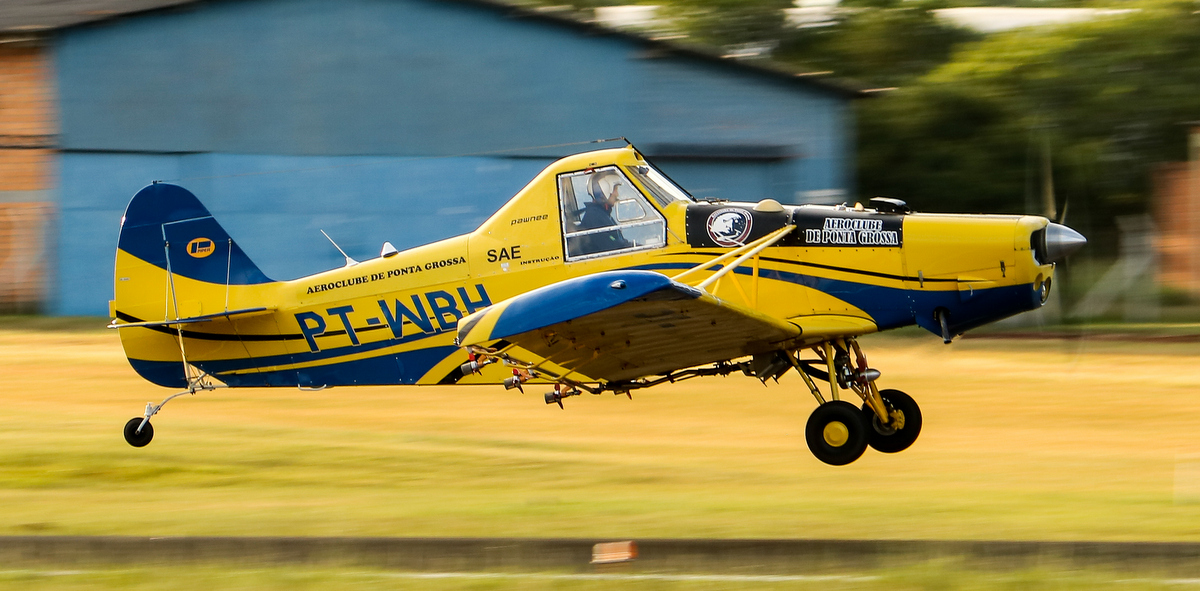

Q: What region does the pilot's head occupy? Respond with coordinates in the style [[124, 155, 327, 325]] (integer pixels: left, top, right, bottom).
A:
[[588, 171, 622, 205]]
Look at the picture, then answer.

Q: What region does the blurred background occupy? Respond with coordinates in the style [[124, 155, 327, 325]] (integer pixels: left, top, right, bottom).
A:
[[3, 4, 1200, 586], [0, 0, 1190, 324], [2, 0, 1192, 324]]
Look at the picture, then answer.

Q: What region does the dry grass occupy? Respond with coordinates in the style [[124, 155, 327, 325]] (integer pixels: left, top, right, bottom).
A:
[[2, 319, 1200, 541]]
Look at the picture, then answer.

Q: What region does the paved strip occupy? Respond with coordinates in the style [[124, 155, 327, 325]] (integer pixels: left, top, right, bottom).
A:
[[370, 572, 880, 582], [1, 537, 1199, 576]]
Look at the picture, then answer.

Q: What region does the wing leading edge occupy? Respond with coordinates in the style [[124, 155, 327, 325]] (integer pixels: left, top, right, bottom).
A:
[[457, 270, 804, 383]]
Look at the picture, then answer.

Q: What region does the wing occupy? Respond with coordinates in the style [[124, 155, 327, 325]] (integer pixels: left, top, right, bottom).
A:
[[457, 270, 805, 383]]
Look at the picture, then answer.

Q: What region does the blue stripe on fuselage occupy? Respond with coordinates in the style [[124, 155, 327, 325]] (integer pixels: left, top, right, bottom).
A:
[[129, 344, 459, 388], [632, 262, 1041, 335], [195, 323, 454, 375]]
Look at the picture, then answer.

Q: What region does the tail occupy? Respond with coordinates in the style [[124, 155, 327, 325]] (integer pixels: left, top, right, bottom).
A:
[[116, 183, 272, 288], [112, 183, 275, 387]]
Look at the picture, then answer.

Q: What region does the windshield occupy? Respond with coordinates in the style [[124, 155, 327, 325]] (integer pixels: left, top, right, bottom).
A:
[[625, 164, 693, 208], [559, 166, 667, 261]]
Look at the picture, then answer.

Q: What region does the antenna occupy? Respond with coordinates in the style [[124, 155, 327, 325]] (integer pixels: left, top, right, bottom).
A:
[[321, 230, 359, 267]]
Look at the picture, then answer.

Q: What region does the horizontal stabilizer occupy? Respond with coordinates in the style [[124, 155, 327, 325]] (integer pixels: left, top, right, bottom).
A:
[[113, 183, 277, 389], [109, 307, 273, 329]]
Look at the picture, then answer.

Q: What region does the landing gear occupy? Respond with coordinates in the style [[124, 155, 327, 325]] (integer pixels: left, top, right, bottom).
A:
[[805, 401, 869, 466], [861, 389, 922, 453], [789, 338, 922, 465], [465, 336, 922, 466], [121, 369, 223, 447], [123, 417, 154, 447]]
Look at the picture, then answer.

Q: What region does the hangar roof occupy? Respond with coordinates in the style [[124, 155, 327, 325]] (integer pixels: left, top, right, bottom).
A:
[[0, 0, 866, 97], [0, 0, 194, 33]]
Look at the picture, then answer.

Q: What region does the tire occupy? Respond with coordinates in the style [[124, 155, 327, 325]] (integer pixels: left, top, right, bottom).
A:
[[862, 389, 922, 454], [805, 401, 869, 466], [123, 417, 154, 448]]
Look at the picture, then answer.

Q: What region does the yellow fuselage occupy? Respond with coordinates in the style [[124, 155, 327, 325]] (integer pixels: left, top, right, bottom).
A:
[[114, 147, 1055, 389]]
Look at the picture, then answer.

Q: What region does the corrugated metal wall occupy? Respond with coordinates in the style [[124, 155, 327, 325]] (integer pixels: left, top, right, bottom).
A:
[[50, 0, 853, 316], [0, 42, 55, 313]]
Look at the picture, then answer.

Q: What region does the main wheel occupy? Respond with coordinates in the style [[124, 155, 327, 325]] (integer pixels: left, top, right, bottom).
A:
[[123, 417, 154, 447], [861, 389, 922, 453], [805, 401, 869, 466]]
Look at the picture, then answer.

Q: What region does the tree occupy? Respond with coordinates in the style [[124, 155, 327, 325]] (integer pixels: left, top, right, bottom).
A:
[[664, 0, 796, 46], [856, 0, 1200, 252], [777, 0, 979, 87]]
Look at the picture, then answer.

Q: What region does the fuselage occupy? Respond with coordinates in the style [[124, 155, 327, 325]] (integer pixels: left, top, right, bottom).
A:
[[115, 146, 1058, 389]]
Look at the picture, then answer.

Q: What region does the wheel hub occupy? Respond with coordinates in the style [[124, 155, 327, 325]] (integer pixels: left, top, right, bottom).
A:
[[871, 414, 896, 436], [823, 421, 849, 447]]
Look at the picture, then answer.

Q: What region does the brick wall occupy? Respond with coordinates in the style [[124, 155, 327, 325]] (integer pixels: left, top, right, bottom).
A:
[[1153, 131, 1200, 296], [0, 41, 56, 313]]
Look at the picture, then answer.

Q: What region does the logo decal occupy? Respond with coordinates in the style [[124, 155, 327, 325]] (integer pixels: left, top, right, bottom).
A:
[[803, 218, 900, 247], [705, 208, 753, 247], [187, 237, 215, 258]]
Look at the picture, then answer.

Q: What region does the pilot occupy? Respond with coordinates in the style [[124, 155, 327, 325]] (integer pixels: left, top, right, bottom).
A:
[[577, 171, 632, 254]]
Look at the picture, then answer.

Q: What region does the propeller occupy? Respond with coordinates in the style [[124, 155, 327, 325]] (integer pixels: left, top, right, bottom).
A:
[[1043, 222, 1088, 263]]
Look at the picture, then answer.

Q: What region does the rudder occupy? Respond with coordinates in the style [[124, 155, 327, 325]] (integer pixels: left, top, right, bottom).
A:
[[113, 183, 275, 388], [117, 183, 272, 287]]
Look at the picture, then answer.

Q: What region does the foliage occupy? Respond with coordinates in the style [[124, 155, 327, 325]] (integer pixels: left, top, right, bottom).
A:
[[855, 1, 1200, 251], [663, 0, 797, 45], [777, 0, 980, 87]]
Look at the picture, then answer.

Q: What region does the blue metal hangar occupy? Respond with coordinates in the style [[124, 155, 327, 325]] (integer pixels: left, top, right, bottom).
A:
[[0, 0, 863, 316]]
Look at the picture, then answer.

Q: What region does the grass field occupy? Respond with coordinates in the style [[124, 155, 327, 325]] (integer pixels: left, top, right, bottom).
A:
[[0, 564, 1193, 591], [2, 317, 1200, 543]]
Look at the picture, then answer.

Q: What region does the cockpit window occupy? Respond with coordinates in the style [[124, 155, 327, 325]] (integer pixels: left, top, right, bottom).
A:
[[558, 166, 666, 261], [624, 163, 693, 208]]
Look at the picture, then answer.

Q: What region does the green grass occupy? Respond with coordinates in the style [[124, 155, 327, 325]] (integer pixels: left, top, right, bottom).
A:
[[0, 564, 1189, 591], [3, 322, 1200, 541]]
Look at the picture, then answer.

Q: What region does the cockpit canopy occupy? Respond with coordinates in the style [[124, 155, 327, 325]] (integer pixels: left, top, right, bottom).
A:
[[557, 162, 690, 261]]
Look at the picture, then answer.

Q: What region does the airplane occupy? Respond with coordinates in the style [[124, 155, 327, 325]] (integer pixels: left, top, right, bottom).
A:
[[109, 142, 1086, 465]]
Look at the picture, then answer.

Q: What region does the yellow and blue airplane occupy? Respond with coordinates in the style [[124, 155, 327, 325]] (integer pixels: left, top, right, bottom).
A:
[[110, 143, 1085, 465]]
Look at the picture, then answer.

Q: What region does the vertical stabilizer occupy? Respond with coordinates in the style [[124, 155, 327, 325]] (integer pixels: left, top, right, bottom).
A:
[[117, 183, 272, 287], [113, 183, 275, 387]]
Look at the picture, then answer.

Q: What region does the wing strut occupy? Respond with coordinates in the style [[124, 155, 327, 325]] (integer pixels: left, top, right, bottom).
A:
[[160, 238, 198, 389], [671, 225, 795, 292]]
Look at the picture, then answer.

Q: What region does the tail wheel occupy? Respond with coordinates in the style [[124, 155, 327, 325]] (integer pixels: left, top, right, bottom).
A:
[[805, 401, 869, 466], [862, 389, 922, 453], [123, 418, 154, 447]]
